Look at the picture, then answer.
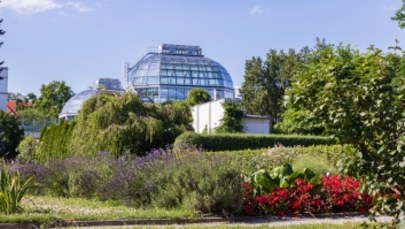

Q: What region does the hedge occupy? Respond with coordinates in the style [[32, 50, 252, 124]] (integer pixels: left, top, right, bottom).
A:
[[174, 132, 335, 152]]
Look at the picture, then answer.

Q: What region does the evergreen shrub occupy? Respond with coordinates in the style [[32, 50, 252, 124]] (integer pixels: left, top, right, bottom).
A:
[[36, 120, 76, 162]]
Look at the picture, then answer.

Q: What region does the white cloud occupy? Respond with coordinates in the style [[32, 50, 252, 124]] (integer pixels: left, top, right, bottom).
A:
[[0, 0, 61, 14], [0, 0, 93, 14], [249, 4, 263, 15], [66, 1, 93, 13]]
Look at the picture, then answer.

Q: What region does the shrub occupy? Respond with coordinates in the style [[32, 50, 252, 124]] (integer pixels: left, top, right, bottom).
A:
[[16, 135, 39, 163], [0, 161, 32, 214], [150, 152, 243, 214], [174, 132, 335, 152], [36, 120, 76, 162], [0, 111, 24, 159]]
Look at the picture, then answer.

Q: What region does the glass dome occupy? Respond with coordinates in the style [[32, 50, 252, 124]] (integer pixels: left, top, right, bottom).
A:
[[125, 44, 234, 102], [59, 90, 99, 120]]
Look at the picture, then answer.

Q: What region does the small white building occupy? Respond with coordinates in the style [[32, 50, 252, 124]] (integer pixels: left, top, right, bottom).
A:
[[0, 67, 8, 112], [192, 99, 271, 134]]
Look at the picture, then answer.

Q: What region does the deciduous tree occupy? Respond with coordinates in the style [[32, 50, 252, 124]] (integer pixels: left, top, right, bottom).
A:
[[284, 44, 405, 220], [186, 88, 211, 106], [34, 81, 74, 118], [239, 48, 309, 127]]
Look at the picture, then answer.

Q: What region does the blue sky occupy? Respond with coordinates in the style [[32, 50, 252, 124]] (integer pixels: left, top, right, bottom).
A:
[[1, 0, 404, 95]]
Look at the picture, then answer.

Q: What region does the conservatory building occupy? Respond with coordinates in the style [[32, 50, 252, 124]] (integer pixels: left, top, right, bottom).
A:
[[125, 44, 235, 103]]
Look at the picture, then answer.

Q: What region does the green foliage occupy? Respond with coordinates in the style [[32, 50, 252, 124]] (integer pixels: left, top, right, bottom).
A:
[[392, 0, 405, 28], [285, 44, 405, 219], [36, 121, 76, 162], [16, 136, 38, 163], [239, 48, 310, 127], [186, 88, 210, 106], [0, 111, 24, 159], [150, 152, 243, 214], [0, 18, 4, 66], [34, 81, 74, 118], [69, 93, 192, 157], [174, 132, 335, 152], [274, 108, 325, 135], [0, 161, 32, 214], [216, 100, 244, 133], [249, 164, 320, 196]]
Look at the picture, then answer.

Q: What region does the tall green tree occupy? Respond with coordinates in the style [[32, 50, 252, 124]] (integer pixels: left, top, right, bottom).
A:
[[392, 0, 405, 28], [285, 44, 405, 220], [34, 81, 74, 118], [186, 88, 211, 106], [239, 48, 309, 127], [0, 18, 5, 67]]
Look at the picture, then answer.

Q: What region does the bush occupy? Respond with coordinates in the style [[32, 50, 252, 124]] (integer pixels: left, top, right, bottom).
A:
[[16, 135, 39, 163], [150, 152, 243, 214], [0, 111, 24, 159], [174, 132, 335, 152]]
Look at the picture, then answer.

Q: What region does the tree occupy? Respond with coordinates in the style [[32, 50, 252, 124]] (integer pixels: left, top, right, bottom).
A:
[[0, 18, 5, 66], [0, 111, 24, 159], [216, 100, 244, 133], [186, 88, 211, 106], [392, 0, 405, 28], [64, 93, 193, 158], [239, 48, 309, 128], [284, 44, 405, 220], [34, 81, 74, 118]]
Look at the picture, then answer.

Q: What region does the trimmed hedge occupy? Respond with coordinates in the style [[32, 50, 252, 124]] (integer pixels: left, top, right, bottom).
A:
[[174, 132, 335, 152]]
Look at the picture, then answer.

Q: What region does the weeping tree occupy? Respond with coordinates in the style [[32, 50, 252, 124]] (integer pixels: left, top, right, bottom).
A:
[[69, 93, 192, 157]]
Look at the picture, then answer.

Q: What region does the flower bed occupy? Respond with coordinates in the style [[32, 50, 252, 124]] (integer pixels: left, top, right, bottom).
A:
[[243, 164, 373, 216]]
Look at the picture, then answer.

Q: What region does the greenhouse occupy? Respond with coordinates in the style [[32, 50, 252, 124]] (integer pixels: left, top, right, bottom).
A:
[[58, 90, 100, 120], [125, 44, 235, 102]]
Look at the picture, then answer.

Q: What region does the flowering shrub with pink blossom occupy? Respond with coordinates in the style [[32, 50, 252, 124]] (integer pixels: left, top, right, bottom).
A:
[[243, 164, 373, 216]]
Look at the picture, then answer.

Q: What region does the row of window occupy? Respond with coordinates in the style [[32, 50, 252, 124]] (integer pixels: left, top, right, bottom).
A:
[[135, 87, 234, 103], [135, 62, 223, 72], [134, 69, 230, 79], [132, 76, 233, 88]]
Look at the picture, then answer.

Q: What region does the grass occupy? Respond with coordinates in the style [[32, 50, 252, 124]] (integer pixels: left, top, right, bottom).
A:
[[0, 195, 198, 224]]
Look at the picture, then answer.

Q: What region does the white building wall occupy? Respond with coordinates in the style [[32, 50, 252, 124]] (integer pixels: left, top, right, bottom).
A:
[[242, 117, 270, 134], [0, 68, 8, 112], [192, 99, 225, 133]]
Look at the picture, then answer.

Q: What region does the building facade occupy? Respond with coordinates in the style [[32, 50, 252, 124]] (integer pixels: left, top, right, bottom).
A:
[[192, 99, 271, 134], [125, 44, 235, 103]]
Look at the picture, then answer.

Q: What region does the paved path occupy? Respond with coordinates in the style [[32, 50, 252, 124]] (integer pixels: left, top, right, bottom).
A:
[[74, 215, 394, 228]]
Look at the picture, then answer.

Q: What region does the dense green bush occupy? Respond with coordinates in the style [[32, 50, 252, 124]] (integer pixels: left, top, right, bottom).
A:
[[174, 132, 335, 152], [16, 135, 39, 163], [36, 120, 76, 162], [0, 111, 24, 159], [150, 152, 243, 214]]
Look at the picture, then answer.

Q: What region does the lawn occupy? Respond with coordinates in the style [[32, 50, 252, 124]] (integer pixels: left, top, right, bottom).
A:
[[0, 195, 197, 224]]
